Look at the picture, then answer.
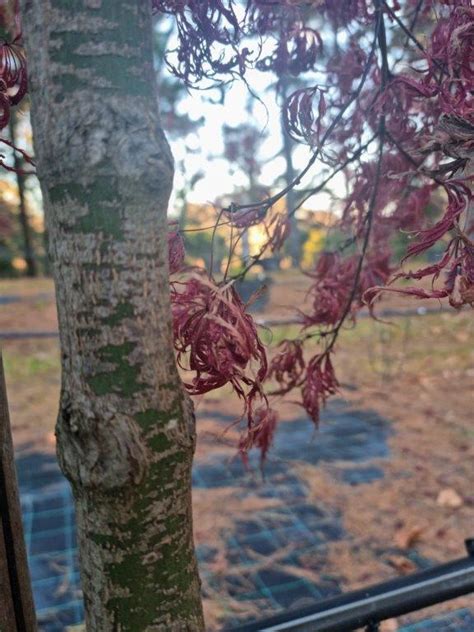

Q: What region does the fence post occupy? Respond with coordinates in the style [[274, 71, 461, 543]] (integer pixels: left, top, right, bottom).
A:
[[0, 352, 37, 631]]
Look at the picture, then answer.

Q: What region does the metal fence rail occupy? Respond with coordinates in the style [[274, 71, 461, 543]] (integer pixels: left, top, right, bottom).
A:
[[0, 303, 452, 341], [233, 540, 474, 632]]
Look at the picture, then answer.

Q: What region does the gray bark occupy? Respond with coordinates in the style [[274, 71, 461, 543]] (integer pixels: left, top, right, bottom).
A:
[[20, 1, 204, 629]]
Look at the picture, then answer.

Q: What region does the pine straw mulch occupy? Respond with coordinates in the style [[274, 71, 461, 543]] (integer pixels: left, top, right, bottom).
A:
[[194, 309, 474, 629], [2, 279, 473, 629]]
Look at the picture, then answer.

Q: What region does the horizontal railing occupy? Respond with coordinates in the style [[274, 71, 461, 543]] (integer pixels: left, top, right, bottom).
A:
[[0, 303, 452, 341], [232, 539, 474, 632]]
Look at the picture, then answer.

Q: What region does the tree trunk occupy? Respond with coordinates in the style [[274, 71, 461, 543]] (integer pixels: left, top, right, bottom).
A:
[[20, 1, 204, 630], [9, 113, 37, 277], [279, 78, 301, 266]]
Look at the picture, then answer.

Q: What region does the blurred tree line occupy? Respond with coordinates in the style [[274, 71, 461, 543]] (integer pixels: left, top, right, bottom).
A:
[[0, 15, 446, 280]]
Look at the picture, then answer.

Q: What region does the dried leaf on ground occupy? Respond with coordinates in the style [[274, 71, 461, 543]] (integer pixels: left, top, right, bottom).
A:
[[385, 555, 418, 575], [394, 525, 424, 550], [436, 488, 463, 509]]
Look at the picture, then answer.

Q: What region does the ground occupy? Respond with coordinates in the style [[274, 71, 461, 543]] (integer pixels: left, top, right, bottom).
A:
[[1, 275, 473, 631]]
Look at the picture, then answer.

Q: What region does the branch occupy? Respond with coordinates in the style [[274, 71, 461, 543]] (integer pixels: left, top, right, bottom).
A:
[[325, 122, 386, 356], [382, 1, 446, 75], [230, 135, 378, 283], [224, 15, 382, 216], [322, 0, 389, 355]]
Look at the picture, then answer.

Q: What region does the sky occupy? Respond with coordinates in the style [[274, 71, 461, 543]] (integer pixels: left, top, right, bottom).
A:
[[2, 73, 348, 226], [166, 66, 347, 216], [1, 26, 351, 224]]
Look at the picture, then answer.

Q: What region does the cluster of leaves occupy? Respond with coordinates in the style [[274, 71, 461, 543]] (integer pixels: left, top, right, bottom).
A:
[[171, 270, 277, 459], [0, 0, 34, 172], [3, 0, 472, 459], [162, 0, 473, 459]]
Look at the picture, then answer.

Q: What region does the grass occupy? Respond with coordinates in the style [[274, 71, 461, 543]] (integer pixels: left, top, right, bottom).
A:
[[4, 346, 60, 380], [0, 277, 54, 295], [339, 311, 474, 378], [262, 309, 473, 392]]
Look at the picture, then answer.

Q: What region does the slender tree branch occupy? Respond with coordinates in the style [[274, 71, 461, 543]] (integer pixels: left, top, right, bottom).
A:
[[224, 16, 382, 215], [325, 122, 386, 356], [323, 0, 389, 355], [382, 1, 446, 75]]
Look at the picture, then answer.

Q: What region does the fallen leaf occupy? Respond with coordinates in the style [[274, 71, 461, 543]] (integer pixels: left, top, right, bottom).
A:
[[436, 488, 463, 508], [394, 525, 423, 549], [386, 555, 417, 575]]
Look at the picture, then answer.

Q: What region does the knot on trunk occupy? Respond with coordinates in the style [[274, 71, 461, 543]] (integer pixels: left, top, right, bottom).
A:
[[56, 405, 147, 491]]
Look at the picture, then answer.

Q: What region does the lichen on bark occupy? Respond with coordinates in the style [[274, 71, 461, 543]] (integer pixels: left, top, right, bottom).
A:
[[20, 0, 204, 629]]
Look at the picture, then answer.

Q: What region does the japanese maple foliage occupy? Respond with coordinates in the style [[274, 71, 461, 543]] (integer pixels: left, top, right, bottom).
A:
[[3, 0, 473, 459]]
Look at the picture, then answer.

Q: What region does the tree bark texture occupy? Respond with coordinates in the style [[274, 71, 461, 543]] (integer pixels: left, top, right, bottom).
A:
[[20, 1, 204, 629]]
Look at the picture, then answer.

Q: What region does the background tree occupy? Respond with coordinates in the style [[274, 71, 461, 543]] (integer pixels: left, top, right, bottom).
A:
[[223, 114, 268, 263], [278, 76, 301, 266], [9, 110, 37, 276], [154, 18, 205, 230]]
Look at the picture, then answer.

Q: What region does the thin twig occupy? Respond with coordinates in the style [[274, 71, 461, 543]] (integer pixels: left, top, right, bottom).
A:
[[231, 135, 378, 282], [224, 18, 381, 215], [323, 0, 389, 355], [382, 1, 446, 75]]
